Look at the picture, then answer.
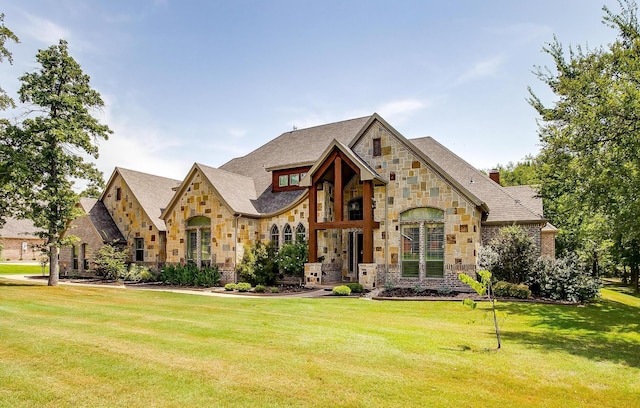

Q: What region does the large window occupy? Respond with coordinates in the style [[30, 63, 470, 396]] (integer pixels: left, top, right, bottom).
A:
[[270, 224, 280, 248], [186, 216, 211, 267], [283, 224, 293, 244], [72, 245, 78, 270], [400, 208, 445, 278]]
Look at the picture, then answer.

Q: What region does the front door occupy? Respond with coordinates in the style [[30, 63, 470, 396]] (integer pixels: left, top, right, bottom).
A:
[[348, 231, 363, 279]]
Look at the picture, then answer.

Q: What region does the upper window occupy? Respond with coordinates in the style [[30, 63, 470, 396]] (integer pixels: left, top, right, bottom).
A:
[[296, 223, 306, 242], [373, 138, 382, 157], [348, 198, 363, 221], [283, 224, 293, 244], [116, 187, 122, 201], [187, 216, 211, 227], [135, 238, 144, 262], [290, 174, 300, 186], [270, 224, 280, 248], [279, 175, 289, 187]]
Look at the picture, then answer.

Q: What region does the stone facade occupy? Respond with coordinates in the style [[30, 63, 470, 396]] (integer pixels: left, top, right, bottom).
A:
[[103, 175, 166, 268], [60, 214, 108, 276]]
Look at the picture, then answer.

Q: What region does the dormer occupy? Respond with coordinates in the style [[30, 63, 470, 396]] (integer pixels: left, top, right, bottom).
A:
[[267, 163, 313, 193]]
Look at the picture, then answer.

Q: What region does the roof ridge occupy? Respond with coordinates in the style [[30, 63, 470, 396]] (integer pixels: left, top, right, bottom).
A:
[[116, 166, 182, 183], [195, 162, 256, 181]]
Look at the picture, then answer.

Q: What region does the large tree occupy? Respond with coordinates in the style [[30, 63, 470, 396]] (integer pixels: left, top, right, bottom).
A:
[[0, 12, 19, 110], [529, 0, 640, 292], [12, 40, 111, 286]]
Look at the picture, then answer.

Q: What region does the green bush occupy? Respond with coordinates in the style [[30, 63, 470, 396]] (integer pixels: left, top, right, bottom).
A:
[[509, 284, 531, 299], [277, 241, 308, 279], [255, 284, 266, 293], [224, 283, 236, 291], [345, 282, 363, 293], [486, 225, 537, 283], [159, 264, 220, 287], [235, 282, 251, 292], [93, 244, 127, 280], [121, 264, 154, 282], [528, 255, 601, 302], [332, 285, 351, 296], [270, 286, 279, 293], [492, 280, 531, 299], [236, 241, 279, 285]]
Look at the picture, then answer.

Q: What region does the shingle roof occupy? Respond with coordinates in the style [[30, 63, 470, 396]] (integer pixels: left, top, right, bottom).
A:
[[0, 217, 42, 239], [196, 164, 260, 216], [220, 116, 372, 194], [503, 185, 543, 217], [79, 197, 125, 243], [409, 137, 545, 224], [105, 168, 182, 231]]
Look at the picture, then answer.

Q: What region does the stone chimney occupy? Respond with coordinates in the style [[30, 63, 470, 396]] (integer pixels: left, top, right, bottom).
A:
[[489, 169, 500, 185]]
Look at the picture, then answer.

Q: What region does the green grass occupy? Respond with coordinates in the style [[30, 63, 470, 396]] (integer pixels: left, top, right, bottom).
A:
[[0, 278, 638, 407], [0, 263, 48, 275]]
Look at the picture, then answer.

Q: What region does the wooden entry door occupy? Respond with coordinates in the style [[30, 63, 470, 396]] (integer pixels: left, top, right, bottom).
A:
[[348, 231, 363, 278]]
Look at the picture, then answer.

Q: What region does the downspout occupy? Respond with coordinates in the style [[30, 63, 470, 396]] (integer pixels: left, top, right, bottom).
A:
[[234, 213, 241, 283]]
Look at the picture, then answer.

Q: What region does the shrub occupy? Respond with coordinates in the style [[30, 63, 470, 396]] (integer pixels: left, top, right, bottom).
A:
[[492, 280, 531, 299], [255, 284, 266, 293], [486, 225, 537, 283], [437, 285, 453, 296], [270, 286, 280, 293], [93, 244, 127, 280], [159, 264, 220, 287], [509, 284, 531, 299], [224, 283, 236, 291], [345, 282, 363, 293], [277, 241, 309, 280], [121, 264, 154, 283], [235, 282, 251, 292], [528, 255, 601, 302], [332, 285, 351, 296], [237, 241, 279, 285]]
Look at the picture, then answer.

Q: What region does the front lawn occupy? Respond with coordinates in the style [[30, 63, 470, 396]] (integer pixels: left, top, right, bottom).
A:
[[0, 263, 48, 275], [0, 279, 638, 407]]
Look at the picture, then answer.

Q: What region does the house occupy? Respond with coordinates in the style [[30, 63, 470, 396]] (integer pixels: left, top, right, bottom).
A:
[[59, 198, 125, 276], [0, 217, 44, 261], [62, 113, 555, 289]]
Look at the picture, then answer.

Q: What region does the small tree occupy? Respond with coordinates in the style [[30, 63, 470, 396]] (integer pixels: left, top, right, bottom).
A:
[[93, 244, 127, 280], [459, 270, 502, 349], [277, 241, 308, 284]]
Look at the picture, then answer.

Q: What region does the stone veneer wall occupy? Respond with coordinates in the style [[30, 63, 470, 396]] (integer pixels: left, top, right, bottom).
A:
[[103, 175, 165, 264], [541, 229, 556, 259], [350, 121, 482, 288]]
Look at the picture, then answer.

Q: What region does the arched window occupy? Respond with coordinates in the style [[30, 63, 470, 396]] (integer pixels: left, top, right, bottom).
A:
[[400, 208, 445, 278], [296, 223, 306, 242], [283, 224, 293, 244], [186, 216, 211, 267], [270, 224, 280, 248]]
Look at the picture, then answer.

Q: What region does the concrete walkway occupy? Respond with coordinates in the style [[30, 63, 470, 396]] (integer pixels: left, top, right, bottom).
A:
[[0, 274, 333, 299]]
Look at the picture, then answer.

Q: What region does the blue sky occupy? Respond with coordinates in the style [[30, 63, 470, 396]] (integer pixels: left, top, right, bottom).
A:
[[0, 0, 621, 185]]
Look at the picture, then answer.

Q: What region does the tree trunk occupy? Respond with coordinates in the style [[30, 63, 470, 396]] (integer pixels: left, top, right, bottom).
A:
[[631, 264, 639, 295], [48, 245, 59, 286]]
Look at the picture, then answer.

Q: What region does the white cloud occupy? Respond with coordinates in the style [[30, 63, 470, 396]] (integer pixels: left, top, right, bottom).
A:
[[455, 55, 506, 85], [23, 13, 72, 45]]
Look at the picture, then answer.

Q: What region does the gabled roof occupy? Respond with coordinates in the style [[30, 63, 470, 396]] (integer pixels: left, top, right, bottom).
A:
[[100, 167, 181, 231], [78, 198, 125, 243], [409, 137, 546, 224], [299, 139, 387, 187], [196, 163, 260, 216], [349, 114, 489, 213], [0, 217, 42, 239], [220, 116, 372, 194]]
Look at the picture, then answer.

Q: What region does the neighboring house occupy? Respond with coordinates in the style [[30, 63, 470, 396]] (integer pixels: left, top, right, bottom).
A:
[[59, 198, 125, 276], [64, 113, 556, 289], [0, 217, 44, 261]]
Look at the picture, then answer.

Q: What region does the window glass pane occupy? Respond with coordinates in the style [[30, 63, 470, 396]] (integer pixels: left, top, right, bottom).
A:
[[289, 174, 299, 186], [296, 224, 306, 242], [270, 225, 279, 248], [283, 224, 293, 244], [425, 224, 444, 277], [201, 229, 211, 260], [187, 216, 210, 227], [401, 208, 444, 222], [187, 231, 197, 261], [401, 225, 420, 277], [279, 175, 289, 187]]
